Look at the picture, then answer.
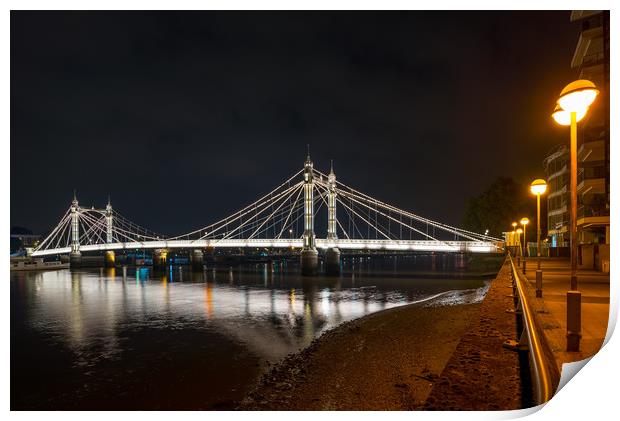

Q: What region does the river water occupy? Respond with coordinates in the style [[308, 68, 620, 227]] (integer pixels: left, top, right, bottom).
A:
[[11, 256, 498, 410]]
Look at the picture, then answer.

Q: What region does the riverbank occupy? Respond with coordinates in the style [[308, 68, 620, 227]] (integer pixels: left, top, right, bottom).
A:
[[422, 259, 523, 410], [238, 259, 523, 410], [238, 296, 483, 410]]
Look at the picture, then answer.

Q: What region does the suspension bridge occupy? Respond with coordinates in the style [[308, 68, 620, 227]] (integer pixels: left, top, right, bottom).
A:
[[32, 154, 503, 274]]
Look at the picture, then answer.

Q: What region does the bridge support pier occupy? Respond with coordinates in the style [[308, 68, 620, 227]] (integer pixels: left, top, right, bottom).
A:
[[455, 252, 468, 270], [70, 251, 82, 268], [301, 248, 319, 276], [325, 248, 341, 275], [153, 249, 168, 270], [104, 250, 115, 267], [191, 249, 204, 271]]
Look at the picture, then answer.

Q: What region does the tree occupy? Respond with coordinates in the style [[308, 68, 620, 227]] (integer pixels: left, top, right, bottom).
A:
[[462, 177, 534, 241]]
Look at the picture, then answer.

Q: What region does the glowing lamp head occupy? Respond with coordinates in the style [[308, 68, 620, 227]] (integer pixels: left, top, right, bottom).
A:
[[557, 79, 598, 113], [520, 218, 529, 226], [530, 179, 547, 196], [512, 222, 518, 229], [516, 228, 523, 234], [552, 104, 587, 126]]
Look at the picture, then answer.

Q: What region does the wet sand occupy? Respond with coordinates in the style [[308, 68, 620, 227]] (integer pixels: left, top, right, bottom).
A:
[[239, 261, 524, 411], [238, 299, 482, 410], [423, 260, 524, 410]]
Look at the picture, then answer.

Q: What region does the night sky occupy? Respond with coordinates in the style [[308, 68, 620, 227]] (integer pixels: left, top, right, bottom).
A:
[[11, 11, 580, 236]]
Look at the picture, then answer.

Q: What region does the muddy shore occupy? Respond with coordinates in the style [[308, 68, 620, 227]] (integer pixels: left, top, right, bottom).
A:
[[423, 260, 524, 410], [238, 297, 483, 410], [239, 260, 523, 410]]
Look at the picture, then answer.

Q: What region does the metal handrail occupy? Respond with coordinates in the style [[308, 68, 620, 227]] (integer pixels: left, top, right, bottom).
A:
[[508, 254, 560, 405]]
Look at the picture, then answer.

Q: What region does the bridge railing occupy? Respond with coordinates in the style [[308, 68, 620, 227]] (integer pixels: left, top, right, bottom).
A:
[[32, 238, 501, 256], [507, 253, 560, 405]]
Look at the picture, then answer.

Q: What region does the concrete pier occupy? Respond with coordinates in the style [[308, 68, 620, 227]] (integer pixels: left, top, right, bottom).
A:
[[455, 252, 468, 270], [300, 249, 319, 276], [190, 249, 204, 271], [325, 248, 341, 275], [152, 249, 168, 270], [104, 250, 115, 267], [69, 251, 82, 268]]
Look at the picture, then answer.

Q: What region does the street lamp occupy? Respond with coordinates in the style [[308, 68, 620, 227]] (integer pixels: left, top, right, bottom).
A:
[[520, 218, 530, 255], [530, 179, 547, 298], [520, 217, 530, 272], [552, 79, 598, 352], [511, 222, 518, 261]]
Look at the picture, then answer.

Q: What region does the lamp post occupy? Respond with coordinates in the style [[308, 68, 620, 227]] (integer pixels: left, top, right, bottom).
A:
[[530, 179, 547, 298], [552, 79, 599, 352], [511, 222, 518, 262], [520, 218, 530, 256], [516, 227, 523, 255], [520, 217, 530, 272]]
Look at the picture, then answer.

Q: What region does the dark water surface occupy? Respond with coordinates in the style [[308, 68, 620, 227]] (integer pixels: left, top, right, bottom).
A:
[[11, 256, 498, 410]]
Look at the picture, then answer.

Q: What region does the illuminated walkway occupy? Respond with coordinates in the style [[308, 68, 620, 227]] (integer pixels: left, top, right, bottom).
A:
[[522, 257, 609, 368]]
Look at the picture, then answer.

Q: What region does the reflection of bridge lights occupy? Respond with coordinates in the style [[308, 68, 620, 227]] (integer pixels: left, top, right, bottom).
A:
[[205, 283, 213, 318], [137, 267, 149, 282], [321, 289, 330, 316]]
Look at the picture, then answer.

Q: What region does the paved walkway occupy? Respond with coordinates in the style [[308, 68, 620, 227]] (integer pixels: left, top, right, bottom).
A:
[[519, 257, 609, 369]]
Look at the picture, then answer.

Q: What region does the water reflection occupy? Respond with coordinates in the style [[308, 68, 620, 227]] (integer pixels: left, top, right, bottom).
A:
[[11, 258, 495, 409]]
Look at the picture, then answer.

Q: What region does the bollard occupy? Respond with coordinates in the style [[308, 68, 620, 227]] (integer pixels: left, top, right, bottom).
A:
[[536, 270, 543, 298], [566, 290, 582, 352]]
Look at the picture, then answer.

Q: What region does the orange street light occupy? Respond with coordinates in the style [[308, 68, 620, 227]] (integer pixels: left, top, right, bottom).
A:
[[557, 79, 599, 114], [530, 179, 547, 268], [552, 79, 598, 352], [520, 217, 530, 259]]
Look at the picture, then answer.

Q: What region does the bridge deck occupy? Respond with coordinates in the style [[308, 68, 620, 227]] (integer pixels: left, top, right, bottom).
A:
[[31, 239, 501, 256]]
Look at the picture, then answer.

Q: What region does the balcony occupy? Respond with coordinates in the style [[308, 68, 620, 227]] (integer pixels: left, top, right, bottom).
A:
[[577, 167, 606, 195], [571, 26, 604, 68], [548, 185, 567, 199], [577, 205, 610, 229], [548, 205, 567, 217], [547, 164, 568, 181], [578, 139, 605, 163]]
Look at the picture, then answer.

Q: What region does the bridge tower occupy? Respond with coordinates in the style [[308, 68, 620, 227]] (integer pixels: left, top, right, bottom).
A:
[[300, 151, 318, 275], [104, 196, 115, 267], [69, 191, 82, 268], [325, 160, 341, 275]]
